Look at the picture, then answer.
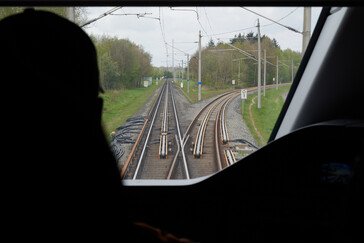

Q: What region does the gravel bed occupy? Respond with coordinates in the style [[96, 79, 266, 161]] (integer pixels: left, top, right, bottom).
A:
[[226, 96, 259, 161], [172, 84, 219, 136]]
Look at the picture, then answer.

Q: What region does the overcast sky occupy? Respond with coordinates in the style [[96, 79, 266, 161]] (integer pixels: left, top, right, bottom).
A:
[[84, 7, 322, 67]]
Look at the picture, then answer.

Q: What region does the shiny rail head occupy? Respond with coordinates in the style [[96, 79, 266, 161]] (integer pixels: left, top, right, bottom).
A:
[[224, 149, 236, 166], [159, 134, 167, 159]]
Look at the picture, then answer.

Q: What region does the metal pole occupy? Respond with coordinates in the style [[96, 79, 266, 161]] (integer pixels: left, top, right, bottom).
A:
[[187, 54, 190, 93], [166, 50, 169, 72], [263, 49, 266, 97], [181, 60, 184, 87], [302, 7, 311, 56], [198, 30, 202, 101], [238, 59, 241, 87], [172, 39, 175, 83], [257, 19, 261, 109], [276, 56, 279, 90]]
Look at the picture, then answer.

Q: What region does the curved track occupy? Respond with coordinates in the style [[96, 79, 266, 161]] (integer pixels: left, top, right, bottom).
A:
[[122, 82, 288, 180], [179, 91, 239, 179]]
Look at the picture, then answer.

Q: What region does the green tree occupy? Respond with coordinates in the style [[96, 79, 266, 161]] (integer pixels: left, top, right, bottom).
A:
[[189, 33, 301, 89], [164, 70, 173, 78], [0, 7, 23, 20], [99, 53, 120, 90], [93, 35, 153, 90], [208, 38, 215, 48], [0, 7, 87, 24]]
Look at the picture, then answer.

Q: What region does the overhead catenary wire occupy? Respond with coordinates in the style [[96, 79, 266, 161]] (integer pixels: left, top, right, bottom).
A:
[[170, 7, 210, 38], [260, 7, 300, 28], [158, 7, 170, 68], [80, 7, 122, 28], [241, 7, 302, 34], [195, 7, 209, 37], [203, 7, 215, 36], [211, 8, 299, 38]]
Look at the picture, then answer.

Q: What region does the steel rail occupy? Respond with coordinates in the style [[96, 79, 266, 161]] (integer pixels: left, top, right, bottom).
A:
[[214, 112, 222, 171], [121, 83, 171, 179], [120, 117, 148, 178], [167, 134, 180, 180], [182, 90, 238, 143], [224, 149, 236, 165], [162, 81, 168, 133], [133, 83, 166, 179], [193, 101, 219, 158], [215, 92, 239, 170], [159, 134, 168, 159], [220, 93, 239, 144], [220, 98, 231, 144], [159, 81, 169, 159], [170, 82, 190, 179]]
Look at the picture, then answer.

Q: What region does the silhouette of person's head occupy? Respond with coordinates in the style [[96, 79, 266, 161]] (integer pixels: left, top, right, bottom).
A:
[[1, 9, 123, 240]]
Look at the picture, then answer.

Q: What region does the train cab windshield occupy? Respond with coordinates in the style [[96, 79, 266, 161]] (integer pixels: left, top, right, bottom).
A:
[[2, 2, 363, 242], [0, 6, 322, 182], [74, 6, 322, 182]]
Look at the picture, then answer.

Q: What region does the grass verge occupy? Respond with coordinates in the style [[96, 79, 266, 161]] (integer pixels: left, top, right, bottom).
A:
[[100, 80, 163, 139], [242, 85, 291, 146]]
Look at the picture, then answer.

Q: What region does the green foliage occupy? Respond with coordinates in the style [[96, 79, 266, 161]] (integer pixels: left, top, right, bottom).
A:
[[99, 53, 120, 90], [93, 35, 153, 90], [208, 38, 215, 47], [0, 7, 87, 24], [242, 86, 291, 146], [164, 70, 173, 78], [189, 34, 302, 89], [0, 7, 24, 19], [100, 82, 161, 139]]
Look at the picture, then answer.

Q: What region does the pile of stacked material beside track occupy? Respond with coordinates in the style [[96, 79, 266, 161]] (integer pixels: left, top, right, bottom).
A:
[[110, 116, 146, 161]]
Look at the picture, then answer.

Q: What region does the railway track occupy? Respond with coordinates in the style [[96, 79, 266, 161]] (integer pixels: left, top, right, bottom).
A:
[[121, 80, 188, 179], [122, 82, 289, 180], [175, 91, 240, 179]]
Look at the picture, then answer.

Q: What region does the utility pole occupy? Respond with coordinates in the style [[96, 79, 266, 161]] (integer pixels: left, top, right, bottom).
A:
[[181, 60, 184, 87], [66, 7, 75, 22], [187, 54, 190, 93], [198, 30, 202, 101], [238, 59, 241, 87], [166, 54, 169, 72], [172, 39, 175, 83], [166, 46, 169, 73], [263, 49, 266, 97], [257, 19, 261, 109], [276, 56, 279, 90], [302, 7, 311, 56]]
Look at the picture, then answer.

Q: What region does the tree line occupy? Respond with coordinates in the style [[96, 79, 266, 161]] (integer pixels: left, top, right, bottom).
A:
[[0, 7, 87, 25], [1, 7, 153, 91], [189, 32, 302, 89], [2, 7, 299, 91], [92, 35, 153, 90]]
